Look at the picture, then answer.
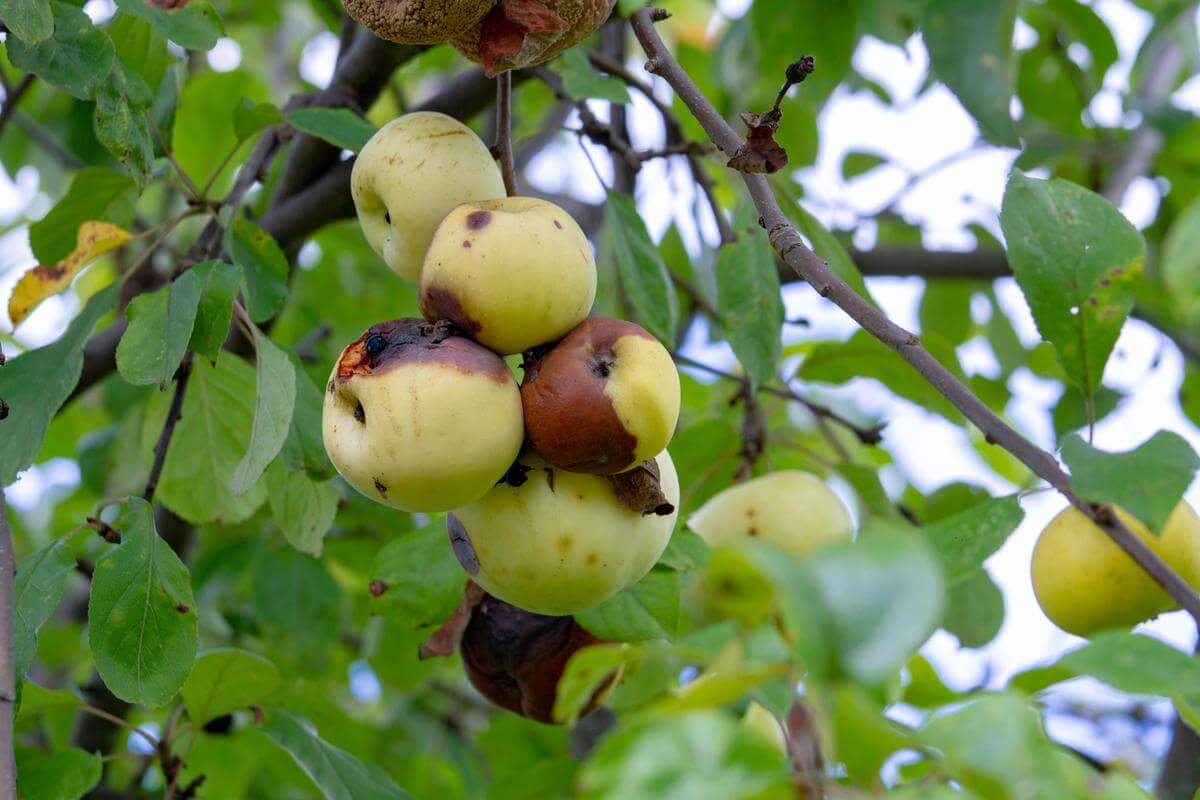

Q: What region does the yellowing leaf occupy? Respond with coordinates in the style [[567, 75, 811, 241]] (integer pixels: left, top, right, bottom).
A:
[[8, 222, 132, 328]]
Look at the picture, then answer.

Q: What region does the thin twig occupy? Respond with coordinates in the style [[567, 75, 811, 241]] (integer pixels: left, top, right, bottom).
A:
[[630, 6, 1200, 627], [143, 353, 194, 503], [0, 74, 34, 140], [495, 72, 518, 196], [77, 703, 159, 750]]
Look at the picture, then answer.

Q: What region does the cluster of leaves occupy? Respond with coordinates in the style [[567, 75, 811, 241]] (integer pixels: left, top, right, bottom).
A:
[[2, 0, 1200, 798]]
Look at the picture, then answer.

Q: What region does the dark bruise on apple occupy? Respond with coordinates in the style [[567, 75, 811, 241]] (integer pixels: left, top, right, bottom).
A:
[[321, 318, 525, 513], [522, 317, 681, 475], [460, 592, 611, 724]]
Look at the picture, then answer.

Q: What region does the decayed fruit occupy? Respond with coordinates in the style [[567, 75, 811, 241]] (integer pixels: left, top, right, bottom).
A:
[[449, 451, 680, 615], [322, 319, 523, 512], [687, 472, 854, 558], [352, 112, 506, 282], [419, 196, 597, 355], [461, 591, 611, 723], [342, 0, 496, 44], [521, 317, 680, 474], [452, 0, 618, 76], [1031, 501, 1200, 636]]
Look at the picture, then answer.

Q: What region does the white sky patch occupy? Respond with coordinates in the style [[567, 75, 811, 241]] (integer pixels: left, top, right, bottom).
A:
[[300, 31, 341, 89], [207, 37, 244, 73]]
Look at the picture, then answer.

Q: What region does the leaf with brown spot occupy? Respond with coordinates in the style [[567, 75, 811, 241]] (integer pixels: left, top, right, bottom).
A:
[[419, 582, 485, 660], [727, 111, 789, 174], [8, 222, 133, 328], [607, 460, 674, 516]]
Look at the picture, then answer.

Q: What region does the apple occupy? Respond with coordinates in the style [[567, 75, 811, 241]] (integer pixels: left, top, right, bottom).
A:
[[419, 196, 597, 355], [521, 317, 680, 474], [460, 591, 611, 723], [1031, 501, 1200, 636], [322, 319, 523, 513], [352, 112, 506, 282], [448, 450, 680, 615], [687, 472, 854, 558], [343, 0, 495, 44], [452, 0, 617, 76]]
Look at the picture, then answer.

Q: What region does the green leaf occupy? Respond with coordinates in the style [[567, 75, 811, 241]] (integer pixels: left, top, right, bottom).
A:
[[260, 711, 414, 800], [842, 151, 887, 180], [226, 217, 289, 323], [368, 526, 465, 630], [285, 106, 378, 153], [604, 191, 679, 345], [803, 529, 946, 684], [0, 282, 118, 486], [7, 2, 115, 100], [941, 570, 1005, 648], [155, 355, 268, 525], [919, 280, 980, 347], [1051, 385, 1122, 443], [921, 494, 1024, 584], [1046, 630, 1200, 698], [999, 171, 1145, 397], [1061, 431, 1200, 533], [229, 330, 296, 495], [173, 69, 268, 193], [29, 167, 137, 264], [188, 260, 244, 362], [829, 683, 911, 783], [1161, 194, 1200, 322], [88, 497, 198, 708], [94, 58, 156, 185], [799, 330, 965, 422], [15, 747, 102, 800], [0, 0, 53, 44], [116, 270, 203, 388], [234, 99, 283, 142], [555, 643, 642, 724], [922, 0, 1019, 146], [577, 568, 681, 642], [181, 648, 281, 725], [579, 710, 791, 800], [774, 181, 875, 304], [266, 461, 338, 556], [280, 355, 335, 479], [558, 49, 631, 103], [108, 13, 170, 94], [16, 683, 85, 720], [716, 220, 784, 389], [751, 0, 857, 104], [253, 548, 341, 663], [13, 542, 75, 686], [114, 0, 224, 50]]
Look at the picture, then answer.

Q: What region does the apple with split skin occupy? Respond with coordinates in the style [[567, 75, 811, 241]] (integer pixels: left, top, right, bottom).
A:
[[448, 450, 680, 616], [352, 112, 506, 282], [521, 317, 681, 475], [322, 318, 524, 513], [419, 196, 597, 355], [687, 471, 854, 559]]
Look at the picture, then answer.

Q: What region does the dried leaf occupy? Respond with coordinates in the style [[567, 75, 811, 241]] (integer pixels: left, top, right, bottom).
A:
[[727, 112, 789, 175], [607, 460, 675, 516], [419, 582, 485, 661], [8, 222, 133, 328]]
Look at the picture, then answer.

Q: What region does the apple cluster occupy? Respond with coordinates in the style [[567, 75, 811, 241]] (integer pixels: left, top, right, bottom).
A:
[[322, 112, 684, 716]]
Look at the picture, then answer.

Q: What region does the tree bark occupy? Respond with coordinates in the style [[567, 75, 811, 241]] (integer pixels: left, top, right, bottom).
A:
[[0, 493, 16, 800]]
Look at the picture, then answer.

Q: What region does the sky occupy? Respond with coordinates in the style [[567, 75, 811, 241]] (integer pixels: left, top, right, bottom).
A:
[[2, 0, 1199, 770]]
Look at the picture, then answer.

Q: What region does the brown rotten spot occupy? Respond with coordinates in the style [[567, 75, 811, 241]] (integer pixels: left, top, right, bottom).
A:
[[521, 317, 681, 475], [343, 0, 497, 45], [452, 0, 617, 76], [460, 591, 612, 724]]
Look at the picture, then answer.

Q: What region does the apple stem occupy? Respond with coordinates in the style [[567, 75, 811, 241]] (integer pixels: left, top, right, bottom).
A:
[[495, 71, 519, 196]]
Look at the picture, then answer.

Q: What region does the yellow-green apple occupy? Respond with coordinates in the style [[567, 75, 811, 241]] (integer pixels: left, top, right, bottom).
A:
[[352, 112, 505, 282], [448, 451, 679, 615], [419, 196, 596, 355], [521, 317, 680, 474], [688, 472, 854, 558], [322, 319, 523, 512], [1032, 501, 1200, 636]]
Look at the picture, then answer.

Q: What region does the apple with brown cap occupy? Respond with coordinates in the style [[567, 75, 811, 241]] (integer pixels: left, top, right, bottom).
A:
[[352, 112, 506, 282], [322, 319, 523, 513], [452, 0, 617, 76], [342, 0, 495, 44], [461, 591, 611, 724], [419, 196, 597, 355], [448, 450, 680, 616], [521, 317, 680, 474]]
